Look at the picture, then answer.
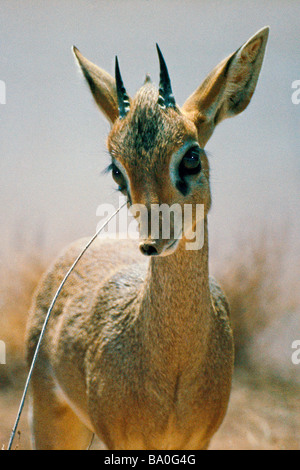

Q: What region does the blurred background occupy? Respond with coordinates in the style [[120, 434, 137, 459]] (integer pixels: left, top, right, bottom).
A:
[[0, 0, 299, 450]]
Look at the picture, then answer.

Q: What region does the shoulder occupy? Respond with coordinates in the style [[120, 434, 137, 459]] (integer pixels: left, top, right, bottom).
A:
[[209, 276, 231, 320]]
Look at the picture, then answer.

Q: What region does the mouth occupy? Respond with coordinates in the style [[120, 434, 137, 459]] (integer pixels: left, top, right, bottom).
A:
[[162, 238, 180, 256]]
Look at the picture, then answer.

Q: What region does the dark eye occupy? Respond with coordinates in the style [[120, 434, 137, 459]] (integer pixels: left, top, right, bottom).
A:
[[111, 164, 127, 192], [179, 146, 202, 178]]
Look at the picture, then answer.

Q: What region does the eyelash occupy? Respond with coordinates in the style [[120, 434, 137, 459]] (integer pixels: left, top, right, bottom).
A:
[[104, 163, 114, 174]]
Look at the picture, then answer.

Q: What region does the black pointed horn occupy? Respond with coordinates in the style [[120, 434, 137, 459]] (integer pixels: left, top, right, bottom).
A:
[[156, 44, 176, 109], [115, 56, 130, 118]]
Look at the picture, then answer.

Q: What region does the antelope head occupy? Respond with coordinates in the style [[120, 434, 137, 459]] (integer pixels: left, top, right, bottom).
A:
[[73, 27, 269, 256]]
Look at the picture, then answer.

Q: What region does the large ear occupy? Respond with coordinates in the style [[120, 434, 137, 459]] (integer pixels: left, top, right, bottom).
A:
[[182, 27, 269, 146], [73, 47, 120, 124]]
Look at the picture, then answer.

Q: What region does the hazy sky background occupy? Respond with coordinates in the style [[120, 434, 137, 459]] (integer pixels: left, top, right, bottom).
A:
[[0, 1, 299, 270]]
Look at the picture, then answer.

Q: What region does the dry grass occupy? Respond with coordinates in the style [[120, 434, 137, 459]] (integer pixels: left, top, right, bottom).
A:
[[210, 372, 300, 450]]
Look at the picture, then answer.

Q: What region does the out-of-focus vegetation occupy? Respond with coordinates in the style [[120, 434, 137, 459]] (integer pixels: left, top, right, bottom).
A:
[[216, 229, 300, 367], [0, 248, 48, 388]]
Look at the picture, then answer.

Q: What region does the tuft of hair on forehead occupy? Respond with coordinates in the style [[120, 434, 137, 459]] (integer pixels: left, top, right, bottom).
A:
[[129, 82, 166, 152], [131, 81, 162, 122], [108, 81, 188, 166]]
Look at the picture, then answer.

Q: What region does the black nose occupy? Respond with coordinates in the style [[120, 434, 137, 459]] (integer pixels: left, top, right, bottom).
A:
[[139, 243, 159, 256]]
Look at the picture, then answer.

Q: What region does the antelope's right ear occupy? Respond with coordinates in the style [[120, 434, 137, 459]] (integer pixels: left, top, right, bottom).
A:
[[73, 47, 119, 124]]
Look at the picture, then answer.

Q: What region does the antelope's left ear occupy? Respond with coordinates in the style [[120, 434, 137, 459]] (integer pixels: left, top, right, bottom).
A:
[[182, 27, 269, 145]]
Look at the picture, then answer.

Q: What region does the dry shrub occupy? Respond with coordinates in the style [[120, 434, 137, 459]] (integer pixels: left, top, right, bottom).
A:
[[216, 228, 299, 366], [0, 248, 48, 387]]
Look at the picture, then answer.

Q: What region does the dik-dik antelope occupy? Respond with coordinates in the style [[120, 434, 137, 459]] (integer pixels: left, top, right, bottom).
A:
[[26, 27, 269, 450]]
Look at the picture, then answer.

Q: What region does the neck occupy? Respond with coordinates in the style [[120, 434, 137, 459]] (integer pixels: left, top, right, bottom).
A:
[[139, 218, 212, 367]]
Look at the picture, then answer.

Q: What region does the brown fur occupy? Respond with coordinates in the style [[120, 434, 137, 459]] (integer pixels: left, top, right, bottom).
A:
[[26, 27, 269, 450]]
